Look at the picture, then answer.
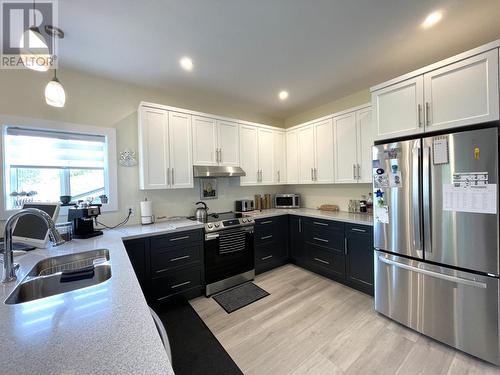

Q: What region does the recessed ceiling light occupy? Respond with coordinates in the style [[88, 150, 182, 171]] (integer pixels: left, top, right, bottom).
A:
[[422, 11, 443, 28], [180, 57, 193, 71], [279, 91, 289, 100]]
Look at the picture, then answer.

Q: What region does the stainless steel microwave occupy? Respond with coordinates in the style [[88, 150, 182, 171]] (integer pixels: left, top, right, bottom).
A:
[[274, 194, 300, 209]]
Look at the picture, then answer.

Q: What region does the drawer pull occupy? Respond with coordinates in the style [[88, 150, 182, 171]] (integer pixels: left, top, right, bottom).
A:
[[170, 255, 190, 262], [261, 255, 273, 260], [314, 257, 330, 265], [171, 281, 191, 289], [260, 220, 273, 225], [351, 228, 366, 233], [313, 221, 328, 226], [261, 235, 273, 240], [169, 235, 190, 242], [313, 237, 329, 243]]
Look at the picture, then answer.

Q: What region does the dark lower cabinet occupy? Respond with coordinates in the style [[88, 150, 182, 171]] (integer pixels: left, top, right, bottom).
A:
[[345, 224, 374, 295], [123, 229, 204, 305], [289, 216, 306, 265], [254, 216, 289, 274]]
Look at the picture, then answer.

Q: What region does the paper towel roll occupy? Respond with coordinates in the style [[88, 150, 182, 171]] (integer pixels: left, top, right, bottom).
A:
[[140, 199, 154, 225]]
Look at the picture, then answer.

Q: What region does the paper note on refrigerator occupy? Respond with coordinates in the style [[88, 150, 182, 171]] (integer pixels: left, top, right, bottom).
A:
[[375, 205, 389, 224], [442, 184, 497, 214], [432, 136, 449, 165]]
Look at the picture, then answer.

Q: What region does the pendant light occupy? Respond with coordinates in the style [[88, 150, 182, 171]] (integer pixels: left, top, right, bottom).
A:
[[20, 0, 50, 71], [45, 70, 65, 107]]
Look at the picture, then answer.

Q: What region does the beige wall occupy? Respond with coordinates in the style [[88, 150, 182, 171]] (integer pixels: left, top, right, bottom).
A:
[[284, 89, 370, 128], [0, 68, 370, 226]]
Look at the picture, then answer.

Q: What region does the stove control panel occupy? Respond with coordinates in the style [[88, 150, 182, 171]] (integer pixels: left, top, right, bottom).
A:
[[204, 217, 254, 232]]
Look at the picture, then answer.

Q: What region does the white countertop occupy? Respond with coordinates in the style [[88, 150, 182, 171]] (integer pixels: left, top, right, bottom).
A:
[[243, 208, 373, 226], [0, 218, 204, 375]]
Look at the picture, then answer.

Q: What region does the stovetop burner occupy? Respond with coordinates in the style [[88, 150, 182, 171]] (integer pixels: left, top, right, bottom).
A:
[[187, 211, 242, 223]]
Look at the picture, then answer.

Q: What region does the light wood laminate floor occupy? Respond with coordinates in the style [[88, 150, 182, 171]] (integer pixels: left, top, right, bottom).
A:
[[190, 264, 500, 375]]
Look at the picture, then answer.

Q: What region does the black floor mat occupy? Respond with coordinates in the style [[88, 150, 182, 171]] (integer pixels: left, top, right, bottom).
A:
[[213, 282, 270, 314], [154, 297, 243, 375]]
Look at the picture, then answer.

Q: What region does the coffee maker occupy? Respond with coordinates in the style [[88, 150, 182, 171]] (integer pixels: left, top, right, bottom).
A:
[[68, 204, 104, 239]]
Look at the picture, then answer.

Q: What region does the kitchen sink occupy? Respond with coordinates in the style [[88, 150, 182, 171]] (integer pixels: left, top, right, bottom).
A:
[[5, 249, 111, 305]]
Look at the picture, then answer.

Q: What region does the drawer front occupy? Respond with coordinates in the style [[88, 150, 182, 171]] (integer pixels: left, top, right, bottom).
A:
[[255, 215, 287, 228], [255, 243, 287, 274], [302, 217, 344, 232], [306, 243, 345, 279], [150, 229, 203, 251], [151, 267, 202, 301], [304, 224, 344, 250], [151, 242, 202, 276]]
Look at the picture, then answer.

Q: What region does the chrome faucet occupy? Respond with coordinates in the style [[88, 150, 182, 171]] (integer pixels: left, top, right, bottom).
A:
[[2, 208, 65, 283]]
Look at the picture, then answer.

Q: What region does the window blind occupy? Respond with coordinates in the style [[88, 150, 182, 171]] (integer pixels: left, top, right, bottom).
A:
[[5, 127, 106, 169]]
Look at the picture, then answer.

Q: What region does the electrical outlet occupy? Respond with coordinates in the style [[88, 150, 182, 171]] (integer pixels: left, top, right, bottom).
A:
[[127, 206, 135, 216]]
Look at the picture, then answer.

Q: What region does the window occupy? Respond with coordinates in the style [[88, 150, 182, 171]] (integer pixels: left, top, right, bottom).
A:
[[1, 120, 117, 216]]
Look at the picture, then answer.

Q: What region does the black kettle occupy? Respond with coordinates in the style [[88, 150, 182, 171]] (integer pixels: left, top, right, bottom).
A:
[[195, 201, 208, 222]]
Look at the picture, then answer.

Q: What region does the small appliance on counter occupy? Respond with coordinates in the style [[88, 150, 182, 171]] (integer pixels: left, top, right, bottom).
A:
[[275, 193, 300, 209], [236, 199, 254, 212], [67, 204, 103, 239]]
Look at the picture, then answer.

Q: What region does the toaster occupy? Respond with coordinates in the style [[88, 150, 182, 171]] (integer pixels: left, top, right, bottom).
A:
[[235, 200, 254, 212]]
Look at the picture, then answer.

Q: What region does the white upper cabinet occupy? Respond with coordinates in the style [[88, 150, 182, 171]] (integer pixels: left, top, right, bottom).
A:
[[258, 128, 274, 184], [168, 112, 193, 189], [372, 45, 500, 141], [192, 117, 240, 166], [192, 116, 217, 165], [297, 125, 315, 184], [138, 107, 169, 189], [239, 125, 259, 185], [217, 120, 240, 166], [286, 130, 299, 184], [273, 131, 286, 184], [313, 119, 334, 183], [372, 77, 424, 141], [334, 112, 358, 183], [423, 50, 499, 132], [356, 108, 374, 183], [138, 107, 193, 190]]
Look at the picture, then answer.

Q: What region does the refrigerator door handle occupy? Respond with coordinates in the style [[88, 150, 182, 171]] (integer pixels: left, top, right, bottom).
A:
[[378, 255, 487, 289], [412, 142, 422, 252], [423, 146, 432, 253]]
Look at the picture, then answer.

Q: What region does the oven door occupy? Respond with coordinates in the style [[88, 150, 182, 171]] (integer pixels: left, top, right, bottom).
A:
[[204, 226, 255, 285]]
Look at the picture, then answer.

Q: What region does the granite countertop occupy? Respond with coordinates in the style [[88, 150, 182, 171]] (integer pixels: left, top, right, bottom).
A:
[[243, 208, 374, 226], [0, 218, 204, 375]]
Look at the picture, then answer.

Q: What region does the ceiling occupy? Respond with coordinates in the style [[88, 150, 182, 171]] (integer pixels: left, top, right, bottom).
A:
[[58, 0, 500, 120]]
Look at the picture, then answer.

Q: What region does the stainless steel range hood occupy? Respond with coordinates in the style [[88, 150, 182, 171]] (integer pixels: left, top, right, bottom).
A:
[[193, 165, 246, 178]]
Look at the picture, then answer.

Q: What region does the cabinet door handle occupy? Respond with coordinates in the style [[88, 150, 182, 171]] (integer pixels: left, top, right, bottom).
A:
[[277, 170, 280, 183], [311, 168, 314, 181], [344, 237, 348, 255], [167, 167, 170, 186], [425, 102, 430, 126], [314, 168, 317, 181], [351, 228, 366, 233], [418, 104, 423, 127], [314, 257, 330, 265], [357, 164, 360, 180], [171, 167, 174, 186], [171, 280, 191, 289], [170, 255, 190, 262], [298, 218, 302, 233], [261, 235, 273, 240], [261, 255, 273, 260], [313, 221, 328, 226], [353, 164, 356, 180], [313, 237, 329, 243], [260, 220, 273, 224], [220, 148, 223, 163], [169, 235, 190, 242]]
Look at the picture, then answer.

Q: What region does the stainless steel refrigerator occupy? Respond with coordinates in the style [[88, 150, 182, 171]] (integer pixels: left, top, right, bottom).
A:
[[373, 126, 499, 365]]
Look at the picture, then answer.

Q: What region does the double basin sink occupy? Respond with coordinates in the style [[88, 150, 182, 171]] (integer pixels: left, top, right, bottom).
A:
[[5, 249, 112, 305]]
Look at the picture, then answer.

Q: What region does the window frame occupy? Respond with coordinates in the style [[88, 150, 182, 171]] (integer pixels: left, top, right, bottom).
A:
[[0, 115, 118, 219]]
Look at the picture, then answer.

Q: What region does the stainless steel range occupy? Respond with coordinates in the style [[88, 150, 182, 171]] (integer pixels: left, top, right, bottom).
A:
[[190, 212, 255, 296]]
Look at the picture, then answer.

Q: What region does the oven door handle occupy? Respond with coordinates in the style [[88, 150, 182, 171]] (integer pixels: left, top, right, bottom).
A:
[[205, 233, 220, 241]]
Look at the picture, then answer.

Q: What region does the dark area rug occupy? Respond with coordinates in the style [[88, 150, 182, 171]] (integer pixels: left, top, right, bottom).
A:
[[213, 282, 270, 314], [154, 297, 243, 375]]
